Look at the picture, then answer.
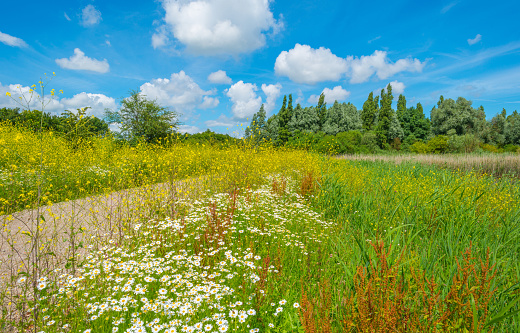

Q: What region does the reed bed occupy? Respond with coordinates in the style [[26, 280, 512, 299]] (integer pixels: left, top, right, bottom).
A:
[[336, 153, 520, 179]]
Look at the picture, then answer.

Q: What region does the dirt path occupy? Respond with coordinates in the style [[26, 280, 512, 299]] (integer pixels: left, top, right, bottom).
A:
[[0, 174, 217, 282]]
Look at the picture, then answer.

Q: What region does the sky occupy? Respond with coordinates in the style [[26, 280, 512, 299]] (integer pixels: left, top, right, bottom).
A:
[[1, 0, 519, 135]]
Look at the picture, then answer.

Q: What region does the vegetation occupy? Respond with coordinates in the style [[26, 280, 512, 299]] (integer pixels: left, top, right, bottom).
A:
[[1, 76, 519, 332], [246, 83, 520, 155]]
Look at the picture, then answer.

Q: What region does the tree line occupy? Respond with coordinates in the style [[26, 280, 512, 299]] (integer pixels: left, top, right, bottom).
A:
[[245, 83, 520, 154]]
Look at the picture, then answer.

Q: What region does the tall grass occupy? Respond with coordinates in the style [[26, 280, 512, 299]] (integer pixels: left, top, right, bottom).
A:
[[337, 153, 520, 179]]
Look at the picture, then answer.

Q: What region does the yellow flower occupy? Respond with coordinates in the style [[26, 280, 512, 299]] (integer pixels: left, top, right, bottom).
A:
[[5, 92, 10, 96]]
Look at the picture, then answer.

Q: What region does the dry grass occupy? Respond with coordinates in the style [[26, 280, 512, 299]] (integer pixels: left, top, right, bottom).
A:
[[336, 153, 520, 178]]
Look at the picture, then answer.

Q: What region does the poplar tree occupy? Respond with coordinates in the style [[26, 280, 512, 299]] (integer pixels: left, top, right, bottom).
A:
[[361, 92, 377, 130], [316, 93, 327, 131], [375, 83, 394, 145]]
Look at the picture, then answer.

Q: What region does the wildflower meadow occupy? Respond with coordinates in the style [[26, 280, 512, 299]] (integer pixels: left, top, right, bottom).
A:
[[0, 78, 519, 332]]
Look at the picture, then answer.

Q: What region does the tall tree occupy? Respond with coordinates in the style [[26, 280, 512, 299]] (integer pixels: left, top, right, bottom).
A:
[[361, 92, 377, 130], [375, 83, 394, 145], [323, 102, 361, 135], [288, 105, 320, 133], [430, 96, 480, 136], [104, 90, 180, 143], [488, 109, 507, 146], [245, 104, 267, 142], [505, 110, 520, 145], [278, 95, 292, 143], [316, 93, 327, 131]]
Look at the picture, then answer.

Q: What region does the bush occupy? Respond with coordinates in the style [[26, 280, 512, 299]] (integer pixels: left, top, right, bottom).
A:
[[410, 141, 429, 154], [448, 134, 480, 153], [361, 131, 379, 153], [427, 135, 449, 154]]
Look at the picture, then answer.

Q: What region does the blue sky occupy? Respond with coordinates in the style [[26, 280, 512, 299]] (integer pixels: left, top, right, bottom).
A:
[[1, 0, 519, 135]]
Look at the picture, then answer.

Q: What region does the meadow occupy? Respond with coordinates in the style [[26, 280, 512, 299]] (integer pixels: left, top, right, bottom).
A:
[[1, 121, 520, 332]]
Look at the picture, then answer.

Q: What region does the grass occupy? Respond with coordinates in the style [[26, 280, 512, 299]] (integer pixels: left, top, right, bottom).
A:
[[337, 153, 520, 179], [1, 121, 520, 332]]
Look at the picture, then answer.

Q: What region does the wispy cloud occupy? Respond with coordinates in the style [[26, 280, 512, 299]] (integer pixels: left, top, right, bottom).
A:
[[0, 31, 28, 48], [64, 12, 71, 21], [368, 36, 381, 44], [467, 34, 482, 45], [441, 1, 459, 14]]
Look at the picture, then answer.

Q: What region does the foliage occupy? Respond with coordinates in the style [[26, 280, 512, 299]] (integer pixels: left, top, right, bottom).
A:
[[104, 90, 180, 143]]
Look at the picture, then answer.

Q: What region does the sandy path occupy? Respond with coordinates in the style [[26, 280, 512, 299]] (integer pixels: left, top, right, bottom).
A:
[[0, 174, 217, 283]]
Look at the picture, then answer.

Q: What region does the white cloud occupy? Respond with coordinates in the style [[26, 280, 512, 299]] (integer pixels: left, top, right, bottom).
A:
[[226, 81, 262, 119], [0, 31, 28, 48], [261, 83, 282, 113], [105, 40, 111, 46], [208, 70, 232, 84], [205, 114, 236, 128], [347, 50, 425, 83], [389, 80, 406, 95], [158, 0, 283, 55], [468, 34, 482, 46], [374, 81, 406, 96], [55, 48, 109, 73], [275, 45, 424, 85], [0, 83, 115, 118], [152, 26, 169, 49], [308, 86, 350, 104], [200, 96, 219, 109], [81, 5, 102, 27], [64, 12, 71, 21], [178, 124, 202, 134], [139, 71, 216, 119], [274, 44, 348, 84], [61, 92, 117, 118]]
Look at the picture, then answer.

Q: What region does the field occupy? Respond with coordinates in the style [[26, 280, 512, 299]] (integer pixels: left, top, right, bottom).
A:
[[1, 122, 520, 332]]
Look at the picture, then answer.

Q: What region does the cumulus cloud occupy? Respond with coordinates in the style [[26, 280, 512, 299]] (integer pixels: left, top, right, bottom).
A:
[[152, 25, 169, 49], [308, 86, 350, 104], [0, 82, 115, 118], [468, 34, 482, 45], [388, 80, 405, 95], [226, 81, 263, 119], [157, 0, 283, 55], [208, 70, 232, 84], [274, 44, 348, 84], [200, 96, 219, 109], [178, 124, 202, 134], [347, 50, 425, 83], [205, 114, 236, 128], [261, 83, 282, 113], [81, 5, 102, 27], [275, 45, 424, 85], [61, 92, 117, 118], [374, 81, 406, 96], [0, 31, 28, 48], [139, 71, 217, 119], [55, 48, 110, 73]]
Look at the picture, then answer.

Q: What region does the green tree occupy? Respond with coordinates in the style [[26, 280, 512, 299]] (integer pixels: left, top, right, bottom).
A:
[[277, 95, 291, 143], [288, 105, 320, 134], [361, 92, 378, 130], [505, 110, 520, 145], [375, 83, 394, 145], [104, 90, 180, 143], [245, 104, 268, 142], [430, 96, 481, 136], [489, 109, 507, 146], [323, 102, 361, 135], [316, 93, 327, 131]]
